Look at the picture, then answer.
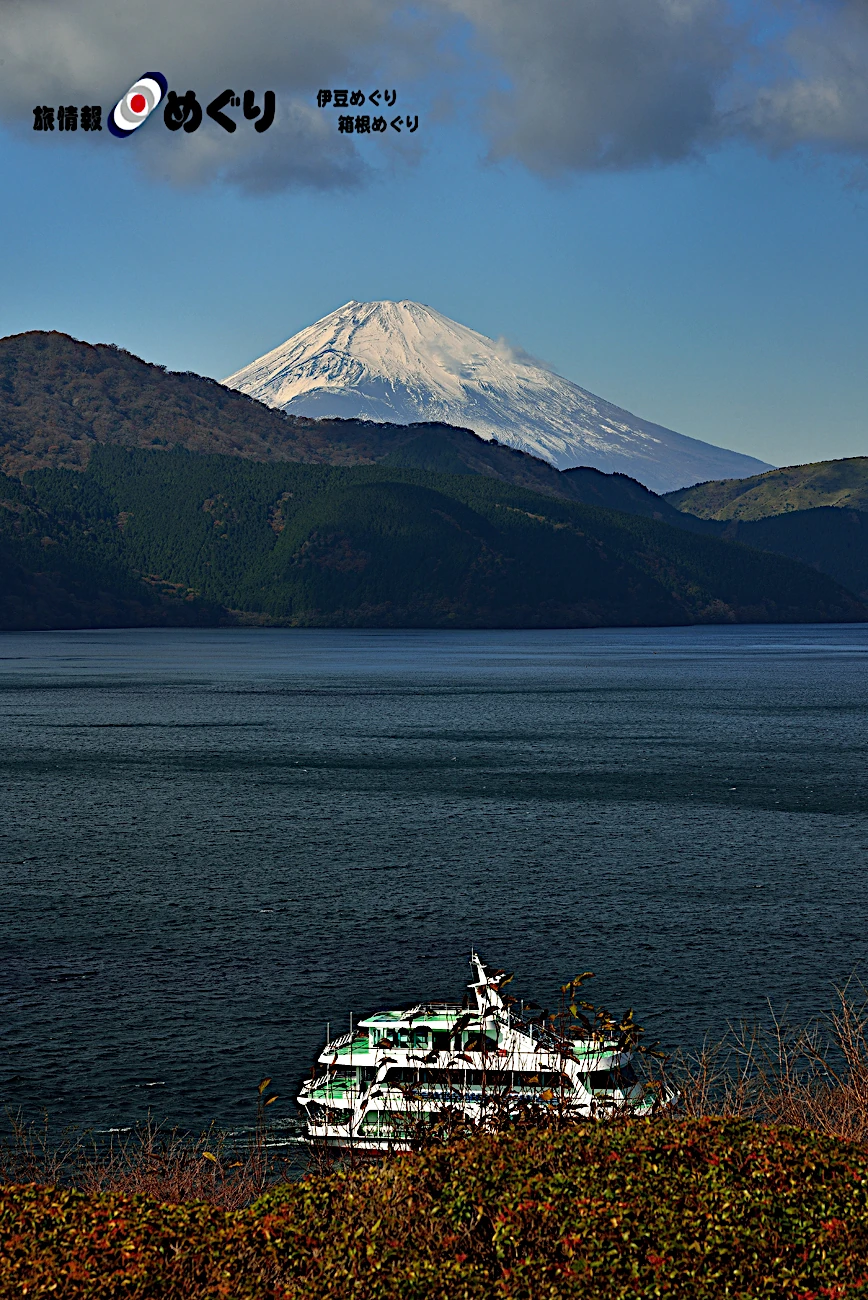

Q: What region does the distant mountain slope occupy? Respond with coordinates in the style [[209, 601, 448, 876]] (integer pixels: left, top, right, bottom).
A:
[[377, 425, 708, 529], [666, 457, 868, 521], [222, 300, 772, 494], [1, 447, 862, 630]]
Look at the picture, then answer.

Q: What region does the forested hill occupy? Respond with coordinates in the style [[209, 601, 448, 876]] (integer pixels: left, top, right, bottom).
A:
[[0, 446, 863, 631], [0, 330, 704, 530], [2, 332, 864, 625], [666, 457, 868, 521], [664, 458, 868, 599]]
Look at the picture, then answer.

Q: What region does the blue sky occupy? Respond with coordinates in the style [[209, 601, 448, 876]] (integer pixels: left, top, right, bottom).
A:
[[1, 0, 867, 471]]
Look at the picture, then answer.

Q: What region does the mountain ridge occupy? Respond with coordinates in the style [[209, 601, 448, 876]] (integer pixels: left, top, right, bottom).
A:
[[0, 330, 708, 530], [664, 459, 868, 599], [666, 457, 868, 521], [4, 329, 864, 616], [222, 300, 772, 494]]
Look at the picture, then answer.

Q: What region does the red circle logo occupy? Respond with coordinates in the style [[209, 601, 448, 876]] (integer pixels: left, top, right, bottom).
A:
[[130, 93, 147, 114]]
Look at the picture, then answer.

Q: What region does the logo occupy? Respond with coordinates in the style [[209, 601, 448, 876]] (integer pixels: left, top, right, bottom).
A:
[[33, 77, 276, 137], [33, 82, 420, 140], [107, 73, 168, 138]]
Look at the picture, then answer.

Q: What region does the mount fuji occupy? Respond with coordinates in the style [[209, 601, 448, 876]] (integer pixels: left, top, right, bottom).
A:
[[222, 301, 772, 494]]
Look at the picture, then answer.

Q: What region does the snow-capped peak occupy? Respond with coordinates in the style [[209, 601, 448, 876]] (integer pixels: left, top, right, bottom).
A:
[[222, 300, 772, 494]]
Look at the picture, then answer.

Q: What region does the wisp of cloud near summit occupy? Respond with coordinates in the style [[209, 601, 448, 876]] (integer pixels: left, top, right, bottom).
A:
[[3, 0, 868, 191]]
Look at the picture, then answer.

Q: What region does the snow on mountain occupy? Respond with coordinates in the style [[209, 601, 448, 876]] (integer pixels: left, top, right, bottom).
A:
[[222, 301, 772, 494]]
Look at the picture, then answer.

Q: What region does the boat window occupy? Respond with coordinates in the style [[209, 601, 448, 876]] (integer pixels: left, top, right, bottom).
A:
[[383, 1067, 418, 1084], [410, 1028, 430, 1049], [581, 1065, 637, 1093], [512, 1071, 573, 1091], [380, 1066, 515, 1090], [432, 1031, 451, 1052], [463, 1033, 498, 1052], [359, 1110, 428, 1136], [329, 1067, 357, 1081]]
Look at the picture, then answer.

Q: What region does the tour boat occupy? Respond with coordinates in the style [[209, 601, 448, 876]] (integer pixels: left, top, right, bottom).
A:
[[296, 952, 653, 1151]]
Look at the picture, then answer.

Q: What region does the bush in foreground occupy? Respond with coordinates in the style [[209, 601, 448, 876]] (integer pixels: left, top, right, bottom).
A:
[[3, 1119, 868, 1298]]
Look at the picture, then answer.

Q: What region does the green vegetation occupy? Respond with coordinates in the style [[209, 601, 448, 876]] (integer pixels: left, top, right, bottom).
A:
[[1, 446, 863, 629], [667, 457, 868, 521], [664, 459, 868, 599], [0, 329, 735, 521], [723, 508, 868, 601], [3, 1120, 868, 1298], [1, 332, 865, 625], [0, 459, 221, 630]]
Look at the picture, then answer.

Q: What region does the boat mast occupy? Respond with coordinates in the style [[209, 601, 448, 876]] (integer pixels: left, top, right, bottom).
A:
[[468, 950, 505, 1029]]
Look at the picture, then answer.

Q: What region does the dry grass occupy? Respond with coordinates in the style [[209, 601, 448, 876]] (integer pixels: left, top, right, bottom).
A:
[[661, 979, 868, 1146], [0, 1078, 298, 1209]]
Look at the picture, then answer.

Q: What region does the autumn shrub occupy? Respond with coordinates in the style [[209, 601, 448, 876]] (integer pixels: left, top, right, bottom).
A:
[[4, 1119, 868, 1299]]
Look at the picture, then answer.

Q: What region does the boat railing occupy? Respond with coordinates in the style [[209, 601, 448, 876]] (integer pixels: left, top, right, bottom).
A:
[[309, 1072, 361, 1094], [514, 1018, 560, 1050], [327, 1031, 356, 1050], [506, 1011, 618, 1059]]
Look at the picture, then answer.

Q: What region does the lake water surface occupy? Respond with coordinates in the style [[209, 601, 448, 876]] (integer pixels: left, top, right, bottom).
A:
[[2, 625, 867, 1134]]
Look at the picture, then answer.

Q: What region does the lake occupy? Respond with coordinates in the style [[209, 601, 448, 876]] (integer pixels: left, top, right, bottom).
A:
[[2, 625, 867, 1134]]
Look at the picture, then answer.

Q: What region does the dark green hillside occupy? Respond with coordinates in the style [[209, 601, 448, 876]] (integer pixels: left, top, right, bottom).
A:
[[723, 506, 868, 600], [232, 476, 688, 627], [663, 458, 868, 599], [561, 463, 707, 524], [0, 469, 221, 631], [1, 446, 863, 630], [667, 456, 868, 521], [0, 540, 220, 632]]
